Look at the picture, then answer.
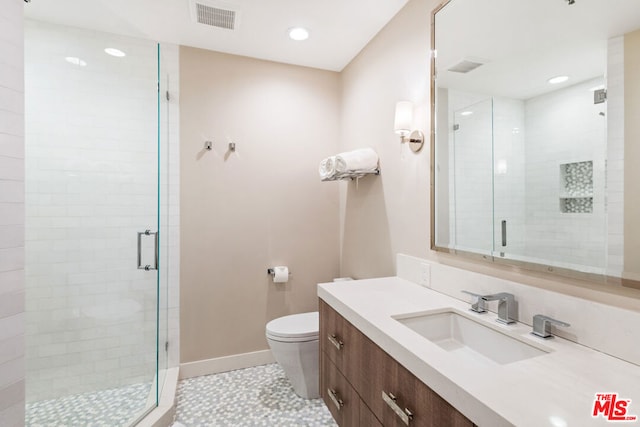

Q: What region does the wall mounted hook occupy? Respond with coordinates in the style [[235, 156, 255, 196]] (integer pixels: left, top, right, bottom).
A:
[[228, 142, 236, 152], [205, 141, 212, 150]]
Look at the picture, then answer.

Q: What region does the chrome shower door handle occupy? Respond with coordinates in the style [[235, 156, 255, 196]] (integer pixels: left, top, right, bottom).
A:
[[501, 220, 507, 247], [137, 229, 158, 271]]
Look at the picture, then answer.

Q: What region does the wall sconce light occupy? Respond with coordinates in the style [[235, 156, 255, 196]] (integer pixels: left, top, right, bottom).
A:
[[394, 101, 424, 152]]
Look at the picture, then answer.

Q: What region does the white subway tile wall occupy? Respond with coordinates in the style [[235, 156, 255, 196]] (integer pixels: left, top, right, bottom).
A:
[[0, 0, 25, 425], [524, 77, 607, 271], [606, 36, 624, 277], [24, 21, 180, 403]]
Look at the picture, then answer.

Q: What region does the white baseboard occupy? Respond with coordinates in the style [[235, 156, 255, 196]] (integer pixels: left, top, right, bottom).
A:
[[179, 349, 275, 380]]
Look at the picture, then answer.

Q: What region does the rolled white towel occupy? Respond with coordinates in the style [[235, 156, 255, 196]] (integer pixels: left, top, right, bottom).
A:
[[319, 156, 337, 180], [335, 148, 379, 173]]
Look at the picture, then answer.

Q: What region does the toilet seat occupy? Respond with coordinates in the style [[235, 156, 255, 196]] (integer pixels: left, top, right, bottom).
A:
[[266, 312, 318, 342]]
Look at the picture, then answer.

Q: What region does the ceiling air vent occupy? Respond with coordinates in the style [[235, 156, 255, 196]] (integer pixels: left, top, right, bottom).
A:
[[447, 59, 484, 74], [194, 2, 237, 30]]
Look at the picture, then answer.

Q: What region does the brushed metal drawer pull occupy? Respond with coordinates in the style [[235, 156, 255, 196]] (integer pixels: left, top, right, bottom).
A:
[[328, 388, 344, 411], [382, 390, 413, 425], [328, 334, 344, 350]]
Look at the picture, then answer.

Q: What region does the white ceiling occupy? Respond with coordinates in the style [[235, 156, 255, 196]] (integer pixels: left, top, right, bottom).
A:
[[24, 0, 410, 72], [435, 0, 640, 100]]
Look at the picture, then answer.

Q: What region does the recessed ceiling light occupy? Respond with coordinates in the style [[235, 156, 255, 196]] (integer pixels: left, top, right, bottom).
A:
[[65, 56, 87, 67], [104, 48, 126, 57], [288, 27, 309, 41], [460, 111, 473, 116], [548, 75, 569, 84]]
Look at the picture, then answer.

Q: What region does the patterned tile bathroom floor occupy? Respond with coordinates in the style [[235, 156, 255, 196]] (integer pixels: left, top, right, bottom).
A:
[[174, 364, 337, 427], [25, 382, 152, 427]]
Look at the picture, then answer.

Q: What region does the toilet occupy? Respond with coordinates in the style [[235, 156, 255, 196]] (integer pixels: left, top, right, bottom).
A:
[[266, 311, 320, 399], [266, 278, 351, 399]]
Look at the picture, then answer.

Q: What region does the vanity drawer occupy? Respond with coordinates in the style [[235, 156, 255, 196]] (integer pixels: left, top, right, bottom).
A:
[[360, 400, 383, 427], [321, 351, 360, 426], [319, 299, 364, 386], [359, 334, 473, 427]]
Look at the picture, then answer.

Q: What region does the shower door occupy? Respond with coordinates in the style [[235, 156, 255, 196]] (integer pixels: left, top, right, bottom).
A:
[[24, 22, 165, 426], [451, 98, 494, 255]]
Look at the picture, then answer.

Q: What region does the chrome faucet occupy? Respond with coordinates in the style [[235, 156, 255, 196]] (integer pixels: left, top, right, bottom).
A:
[[461, 290, 487, 313], [532, 314, 570, 338], [481, 292, 517, 324]]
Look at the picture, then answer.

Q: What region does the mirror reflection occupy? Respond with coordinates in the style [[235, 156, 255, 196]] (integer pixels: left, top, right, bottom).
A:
[[432, 0, 640, 284]]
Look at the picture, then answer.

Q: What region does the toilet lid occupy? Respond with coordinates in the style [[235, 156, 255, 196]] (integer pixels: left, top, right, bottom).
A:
[[266, 312, 318, 340]]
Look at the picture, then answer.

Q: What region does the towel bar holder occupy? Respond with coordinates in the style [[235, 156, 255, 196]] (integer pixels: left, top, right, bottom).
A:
[[321, 168, 380, 182]]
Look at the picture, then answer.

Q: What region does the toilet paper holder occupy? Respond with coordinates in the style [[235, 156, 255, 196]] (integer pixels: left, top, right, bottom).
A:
[[267, 268, 292, 277]]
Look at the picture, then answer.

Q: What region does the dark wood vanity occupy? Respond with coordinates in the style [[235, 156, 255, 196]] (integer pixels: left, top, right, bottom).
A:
[[319, 299, 475, 427]]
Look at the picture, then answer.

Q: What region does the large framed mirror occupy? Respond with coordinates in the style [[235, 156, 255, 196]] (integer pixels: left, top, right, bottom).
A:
[[430, 0, 640, 289]]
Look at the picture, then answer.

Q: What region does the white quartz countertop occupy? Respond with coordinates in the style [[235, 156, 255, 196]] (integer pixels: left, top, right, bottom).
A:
[[318, 277, 640, 427]]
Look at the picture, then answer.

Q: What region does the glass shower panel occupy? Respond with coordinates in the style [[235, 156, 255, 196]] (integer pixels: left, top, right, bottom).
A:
[[491, 98, 526, 260], [452, 99, 494, 255], [24, 21, 160, 426], [156, 42, 174, 406]]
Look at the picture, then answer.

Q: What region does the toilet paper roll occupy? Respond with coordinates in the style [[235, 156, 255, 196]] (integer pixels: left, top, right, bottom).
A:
[[273, 266, 289, 283]]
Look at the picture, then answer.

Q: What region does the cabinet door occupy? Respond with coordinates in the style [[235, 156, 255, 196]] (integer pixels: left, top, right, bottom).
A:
[[359, 335, 473, 427], [319, 300, 364, 387], [321, 351, 360, 426]]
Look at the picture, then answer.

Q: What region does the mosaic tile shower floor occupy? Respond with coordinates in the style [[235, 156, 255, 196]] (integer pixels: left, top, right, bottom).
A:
[[25, 382, 152, 427], [174, 364, 338, 427]]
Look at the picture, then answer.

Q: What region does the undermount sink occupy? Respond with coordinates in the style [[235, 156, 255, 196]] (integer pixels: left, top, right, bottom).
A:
[[393, 309, 549, 364]]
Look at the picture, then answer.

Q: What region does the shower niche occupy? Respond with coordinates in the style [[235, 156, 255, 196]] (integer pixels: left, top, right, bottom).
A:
[[559, 160, 594, 213]]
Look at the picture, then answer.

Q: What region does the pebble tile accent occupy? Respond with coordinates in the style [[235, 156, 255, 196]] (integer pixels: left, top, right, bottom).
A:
[[25, 382, 152, 427], [562, 161, 593, 196], [561, 197, 593, 213], [560, 161, 594, 213], [174, 364, 337, 427]]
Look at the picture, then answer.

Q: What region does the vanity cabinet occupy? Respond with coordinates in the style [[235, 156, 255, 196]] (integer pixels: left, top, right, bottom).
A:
[[319, 299, 475, 427], [321, 351, 361, 425]]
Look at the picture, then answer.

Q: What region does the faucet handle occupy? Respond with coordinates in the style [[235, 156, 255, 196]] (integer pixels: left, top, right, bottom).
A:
[[461, 290, 487, 313], [480, 292, 514, 302], [532, 314, 570, 338]]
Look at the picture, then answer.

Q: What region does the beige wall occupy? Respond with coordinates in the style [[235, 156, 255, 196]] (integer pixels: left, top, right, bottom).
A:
[[339, 0, 435, 279], [624, 29, 640, 281], [179, 47, 340, 363]]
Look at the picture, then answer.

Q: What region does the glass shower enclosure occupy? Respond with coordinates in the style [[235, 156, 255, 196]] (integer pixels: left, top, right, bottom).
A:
[[436, 83, 607, 274], [24, 21, 170, 426]]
